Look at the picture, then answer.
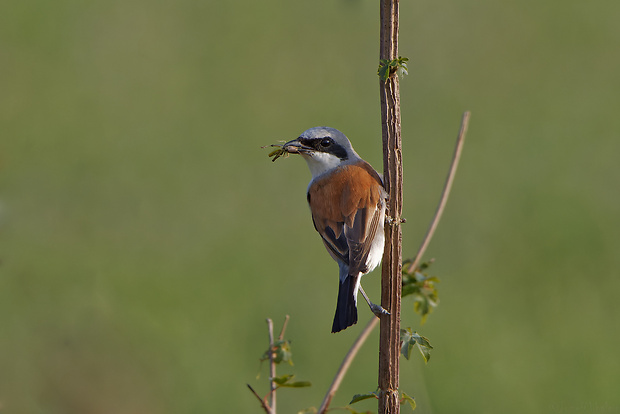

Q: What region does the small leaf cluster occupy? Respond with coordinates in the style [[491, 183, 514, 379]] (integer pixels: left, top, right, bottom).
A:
[[377, 56, 409, 81], [261, 339, 293, 365], [400, 328, 433, 363], [402, 259, 439, 324]]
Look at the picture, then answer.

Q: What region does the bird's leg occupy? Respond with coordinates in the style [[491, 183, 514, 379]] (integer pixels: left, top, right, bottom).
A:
[[358, 285, 390, 317]]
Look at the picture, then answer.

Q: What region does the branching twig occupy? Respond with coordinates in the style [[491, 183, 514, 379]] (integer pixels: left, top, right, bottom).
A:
[[318, 318, 380, 414], [248, 316, 291, 414], [406, 111, 470, 274]]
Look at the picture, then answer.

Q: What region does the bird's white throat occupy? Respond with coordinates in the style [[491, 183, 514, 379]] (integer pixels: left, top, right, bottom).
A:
[[302, 152, 345, 179]]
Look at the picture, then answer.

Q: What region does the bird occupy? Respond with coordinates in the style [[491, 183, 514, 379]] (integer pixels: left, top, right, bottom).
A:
[[282, 126, 388, 333]]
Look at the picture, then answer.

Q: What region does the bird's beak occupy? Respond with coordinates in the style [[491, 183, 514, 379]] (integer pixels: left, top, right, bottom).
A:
[[283, 139, 312, 154]]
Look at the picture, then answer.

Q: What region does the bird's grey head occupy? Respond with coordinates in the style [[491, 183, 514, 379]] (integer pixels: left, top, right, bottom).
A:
[[283, 127, 361, 179]]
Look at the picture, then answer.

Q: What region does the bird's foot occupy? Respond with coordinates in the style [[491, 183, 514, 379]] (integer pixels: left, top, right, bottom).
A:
[[369, 302, 391, 318], [385, 216, 406, 226]]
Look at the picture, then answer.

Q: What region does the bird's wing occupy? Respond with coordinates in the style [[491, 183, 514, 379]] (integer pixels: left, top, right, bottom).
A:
[[343, 198, 384, 275], [317, 220, 349, 265], [341, 163, 385, 275]]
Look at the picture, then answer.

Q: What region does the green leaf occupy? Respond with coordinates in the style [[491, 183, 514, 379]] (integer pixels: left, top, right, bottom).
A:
[[272, 374, 311, 388], [280, 381, 312, 388], [297, 408, 317, 414], [378, 64, 390, 81], [413, 332, 433, 363], [350, 391, 379, 404], [400, 328, 433, 363], [272, 374, 294, 385], [400, 328, 414, 360], [401, 341, 414, 360], [401, 391, 416, 411]]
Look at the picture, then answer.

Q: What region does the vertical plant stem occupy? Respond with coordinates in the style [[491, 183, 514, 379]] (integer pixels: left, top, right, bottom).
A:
[[379, 0, 402, 413], [267, 318, 276, 414]]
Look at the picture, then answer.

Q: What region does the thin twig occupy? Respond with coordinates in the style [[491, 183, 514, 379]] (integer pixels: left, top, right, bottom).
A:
[[318, 317, 380, 414], [406, 111, 470, 274], [278, 315, 290, 341], [267, 318, 276, 414], [247, 384, 271, 414]]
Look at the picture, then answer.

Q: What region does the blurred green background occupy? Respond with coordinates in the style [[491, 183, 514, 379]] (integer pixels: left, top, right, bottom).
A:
[[2, 0, 619, 413]]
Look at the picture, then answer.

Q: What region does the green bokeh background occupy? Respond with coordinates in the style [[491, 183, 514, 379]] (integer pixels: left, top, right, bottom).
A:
[[2, 1, 619, 413]]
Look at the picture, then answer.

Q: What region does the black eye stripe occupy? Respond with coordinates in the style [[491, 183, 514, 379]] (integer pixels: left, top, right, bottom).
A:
[[299, 137, 349, 160]]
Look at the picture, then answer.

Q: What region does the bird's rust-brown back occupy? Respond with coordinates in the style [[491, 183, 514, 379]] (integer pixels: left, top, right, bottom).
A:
[[307, 161, 384, 235]]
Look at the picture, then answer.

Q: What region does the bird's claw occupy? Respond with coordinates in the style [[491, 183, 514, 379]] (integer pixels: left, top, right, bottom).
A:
[[385, 216, 406, 226]]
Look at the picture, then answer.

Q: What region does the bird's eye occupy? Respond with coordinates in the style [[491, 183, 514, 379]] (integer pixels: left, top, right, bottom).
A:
[[320, 138, 332, 148]]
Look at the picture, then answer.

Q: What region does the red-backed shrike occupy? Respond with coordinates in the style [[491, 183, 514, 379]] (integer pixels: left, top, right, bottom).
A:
[[282, 127, 388, 333]]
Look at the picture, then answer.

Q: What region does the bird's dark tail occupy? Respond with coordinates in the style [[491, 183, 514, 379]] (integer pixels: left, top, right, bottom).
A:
[[332, 275, 359, 333]]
